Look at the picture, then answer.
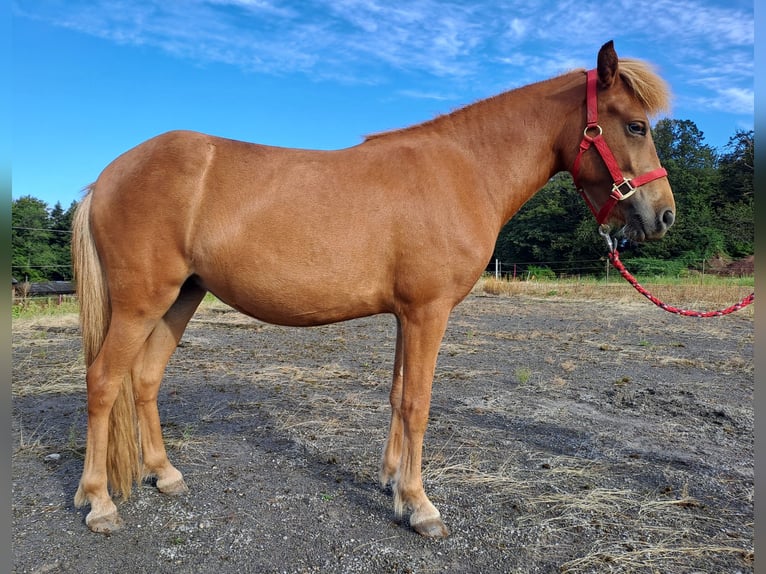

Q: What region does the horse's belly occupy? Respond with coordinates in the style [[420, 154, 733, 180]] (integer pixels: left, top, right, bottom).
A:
[[197, 269, 392, 327]]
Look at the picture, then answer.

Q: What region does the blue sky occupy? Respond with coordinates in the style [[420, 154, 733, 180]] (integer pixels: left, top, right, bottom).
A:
[[12, 0, 754, 209]]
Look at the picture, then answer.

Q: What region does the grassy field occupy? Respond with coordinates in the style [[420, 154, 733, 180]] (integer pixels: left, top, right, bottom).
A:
[[11, 294, 79, 320], [475, 274, 754, 313], [12, 273, 754, 321]]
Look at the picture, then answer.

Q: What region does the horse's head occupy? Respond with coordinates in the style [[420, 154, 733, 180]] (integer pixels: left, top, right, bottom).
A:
[[570, 41, 675, 242]]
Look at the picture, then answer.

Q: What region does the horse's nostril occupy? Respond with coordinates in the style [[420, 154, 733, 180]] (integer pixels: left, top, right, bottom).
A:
[[662, 209, 675, 228]]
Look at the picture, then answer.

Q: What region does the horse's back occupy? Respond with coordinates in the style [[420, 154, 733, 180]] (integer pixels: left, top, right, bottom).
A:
[[87, 129, 492, 324]]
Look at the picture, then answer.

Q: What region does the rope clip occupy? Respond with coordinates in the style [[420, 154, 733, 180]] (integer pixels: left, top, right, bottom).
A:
[[598, 224, 615, 253]]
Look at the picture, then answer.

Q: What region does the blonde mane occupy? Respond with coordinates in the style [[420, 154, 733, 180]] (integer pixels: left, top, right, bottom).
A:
[[618, 58, 672, 116]]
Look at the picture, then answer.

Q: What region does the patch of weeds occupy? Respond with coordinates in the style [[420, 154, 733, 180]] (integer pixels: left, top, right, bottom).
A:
[[515, 366, 532, 384], [66, 423, 85, 456], [12, 296, 80, 319]]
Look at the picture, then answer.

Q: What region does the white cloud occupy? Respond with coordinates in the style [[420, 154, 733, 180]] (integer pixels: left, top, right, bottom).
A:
[[206, 0, 297, 17], [396, 88, 457, 101], [507, 18, 527, 40], [647, 0, 753, 46], [12, 0, 753, 115], [703, 87, 754, 115]]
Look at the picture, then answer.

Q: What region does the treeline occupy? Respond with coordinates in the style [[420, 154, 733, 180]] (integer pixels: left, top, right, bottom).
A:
[[493, 120, 754, 277], [11, 119, 753, 283], [12, 198, 77, 282]]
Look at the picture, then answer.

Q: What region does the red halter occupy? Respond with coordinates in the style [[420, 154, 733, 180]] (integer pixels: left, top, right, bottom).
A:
[[571, 69, 668, 225]]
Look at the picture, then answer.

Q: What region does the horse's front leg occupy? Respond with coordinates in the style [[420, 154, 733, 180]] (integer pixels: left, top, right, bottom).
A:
[[387, 304, 451, 538], [380, 318, 404, 487]]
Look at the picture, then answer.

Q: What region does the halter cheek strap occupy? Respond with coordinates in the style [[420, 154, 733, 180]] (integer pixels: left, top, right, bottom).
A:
[[570, 69, 668, 225]]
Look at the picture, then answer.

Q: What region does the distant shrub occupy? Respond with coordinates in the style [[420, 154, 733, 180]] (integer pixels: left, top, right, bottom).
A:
[[525, 265, 556, 281], [619, 257, 687, 278]]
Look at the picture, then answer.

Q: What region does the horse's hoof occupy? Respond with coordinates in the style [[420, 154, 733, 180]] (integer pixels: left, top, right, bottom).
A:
[[157, 477, 188, 495], [412, 517, 450, 538], [86, 511, 124, 534]]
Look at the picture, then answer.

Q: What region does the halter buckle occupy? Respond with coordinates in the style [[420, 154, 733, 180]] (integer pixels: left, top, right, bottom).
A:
[[611, 178, 637, 201]]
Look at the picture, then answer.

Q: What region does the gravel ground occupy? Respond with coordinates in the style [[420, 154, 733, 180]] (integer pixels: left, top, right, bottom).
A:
[[12, 292, 754, 573]]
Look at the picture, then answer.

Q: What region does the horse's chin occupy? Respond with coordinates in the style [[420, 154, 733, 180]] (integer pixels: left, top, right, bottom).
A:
[[621, 214, 668, 242], [621, 223, 647, 243]]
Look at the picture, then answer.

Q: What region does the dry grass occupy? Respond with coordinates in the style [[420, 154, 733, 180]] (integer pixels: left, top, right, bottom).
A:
[[427, 447, 752, 573], [12, 356, 83, 397], [412, 392, 752, 572], [12, 275, 753, 324], [475, 275, 754, 316], [12, 314, 84, 398], [561, 540, 752, 573]]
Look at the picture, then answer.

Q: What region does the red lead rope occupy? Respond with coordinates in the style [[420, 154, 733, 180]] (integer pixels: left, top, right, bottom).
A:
[[605, 245, 755, 317]]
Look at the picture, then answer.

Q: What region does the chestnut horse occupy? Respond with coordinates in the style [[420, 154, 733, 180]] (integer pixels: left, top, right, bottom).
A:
[[72, 41, 674, 537]]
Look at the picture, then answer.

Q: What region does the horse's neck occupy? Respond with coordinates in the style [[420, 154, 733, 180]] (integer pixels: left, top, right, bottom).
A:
[[445, 72, 583, 225]]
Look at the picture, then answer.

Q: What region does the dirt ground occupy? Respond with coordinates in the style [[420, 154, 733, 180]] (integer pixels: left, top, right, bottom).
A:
[[12, 292, 753, 573]]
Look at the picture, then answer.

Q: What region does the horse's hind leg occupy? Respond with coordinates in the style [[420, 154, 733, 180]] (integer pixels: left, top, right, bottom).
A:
[[76, 278, 197, 533], [132, 282, 206, 494], [75, 313, 160, 533]]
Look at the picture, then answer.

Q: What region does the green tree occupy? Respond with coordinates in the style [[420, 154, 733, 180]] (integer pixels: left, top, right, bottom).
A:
[[714, 130, 754, 257], [48, 201, 77, 280], [493, 173, 604, 276], [635, 118, 721, 265], [12, 196, 57, 282]]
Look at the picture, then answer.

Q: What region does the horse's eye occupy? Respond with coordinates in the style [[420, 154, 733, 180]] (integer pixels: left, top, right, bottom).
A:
[[628, 122, 646, 136]]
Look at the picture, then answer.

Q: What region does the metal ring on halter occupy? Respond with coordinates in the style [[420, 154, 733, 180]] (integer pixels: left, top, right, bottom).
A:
[[583, 125, 603, 141]]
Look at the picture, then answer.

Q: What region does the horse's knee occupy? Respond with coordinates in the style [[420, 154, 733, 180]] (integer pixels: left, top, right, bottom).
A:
[[85, 369, 120, 409]]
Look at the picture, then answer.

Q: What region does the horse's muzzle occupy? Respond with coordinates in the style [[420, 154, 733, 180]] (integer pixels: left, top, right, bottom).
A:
[[623, 207, 675, 242]]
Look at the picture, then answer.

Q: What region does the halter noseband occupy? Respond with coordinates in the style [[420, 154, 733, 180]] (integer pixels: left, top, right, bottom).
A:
[[571, 69, 668, 225]]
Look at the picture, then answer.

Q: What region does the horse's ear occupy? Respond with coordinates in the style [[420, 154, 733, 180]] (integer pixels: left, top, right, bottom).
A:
[[597, 40, 619, 89]]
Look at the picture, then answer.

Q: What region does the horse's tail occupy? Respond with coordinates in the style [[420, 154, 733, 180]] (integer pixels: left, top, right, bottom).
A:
[[72, 187, 141, 503]]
